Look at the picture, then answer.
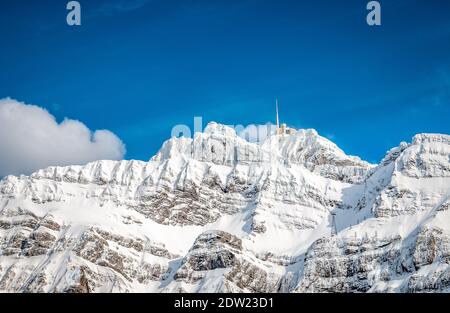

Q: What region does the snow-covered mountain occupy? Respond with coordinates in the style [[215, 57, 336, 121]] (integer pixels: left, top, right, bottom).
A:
[[0, 122, 449, 293]]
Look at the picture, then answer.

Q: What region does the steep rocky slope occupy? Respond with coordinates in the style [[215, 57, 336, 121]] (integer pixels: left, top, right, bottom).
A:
[[0, 122, 448, 292]]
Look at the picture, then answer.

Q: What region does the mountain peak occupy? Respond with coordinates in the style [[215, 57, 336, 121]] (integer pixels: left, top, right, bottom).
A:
[[203, 122, 237, 137], [412, 133, 450, 145], [151, 122, 372, 183]]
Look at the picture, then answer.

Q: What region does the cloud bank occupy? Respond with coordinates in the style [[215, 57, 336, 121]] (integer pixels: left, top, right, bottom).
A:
[[0, 98, 125, 177]]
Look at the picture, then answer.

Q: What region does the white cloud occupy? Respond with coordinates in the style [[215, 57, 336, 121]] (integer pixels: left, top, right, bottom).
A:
[[238, 123, 277, 143], [0, 98, 125, 177]]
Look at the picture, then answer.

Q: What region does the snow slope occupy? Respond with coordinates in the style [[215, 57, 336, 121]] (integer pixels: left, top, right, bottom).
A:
[[0, 123, 448, 293]]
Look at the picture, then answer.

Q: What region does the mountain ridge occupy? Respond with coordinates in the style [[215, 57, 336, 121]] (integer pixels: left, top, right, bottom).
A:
[[0, 123, 449, 292]]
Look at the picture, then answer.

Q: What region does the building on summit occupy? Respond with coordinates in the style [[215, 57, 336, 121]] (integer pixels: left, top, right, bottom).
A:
[[275, 99, 296, 135]]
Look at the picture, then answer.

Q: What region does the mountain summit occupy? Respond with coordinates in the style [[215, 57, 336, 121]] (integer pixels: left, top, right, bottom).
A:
[[0, 123, 449, 292]]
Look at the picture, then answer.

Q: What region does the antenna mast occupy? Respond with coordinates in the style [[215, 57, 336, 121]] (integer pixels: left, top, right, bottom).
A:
[[275, 99, 279, 129]]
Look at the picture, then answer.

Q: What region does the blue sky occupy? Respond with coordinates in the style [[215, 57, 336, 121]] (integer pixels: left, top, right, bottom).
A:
[[1, 0, 449, 164]]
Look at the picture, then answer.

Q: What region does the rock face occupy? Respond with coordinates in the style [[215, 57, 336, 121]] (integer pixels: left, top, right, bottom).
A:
[[0, 122, 449, 293]]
